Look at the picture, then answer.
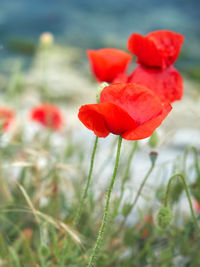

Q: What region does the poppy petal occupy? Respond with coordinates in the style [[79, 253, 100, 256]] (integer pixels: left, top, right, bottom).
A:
[[78, 102, 137, 137], [128, 33, 163, 67], [122, 102, 172, 140], [100, 83, 163, 124], [113, 73, 129, 83], [87, 48, 132, 83], [128, 65, 183, 103], [128, 30, 184, 69]]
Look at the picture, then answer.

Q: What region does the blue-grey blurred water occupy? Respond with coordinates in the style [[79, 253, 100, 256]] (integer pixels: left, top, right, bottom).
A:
[[0, 0, 199, 73]]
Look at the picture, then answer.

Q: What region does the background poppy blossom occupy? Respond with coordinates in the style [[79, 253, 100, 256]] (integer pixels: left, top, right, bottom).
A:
[[127, 30, 184, 69], [87, 48, 132, 83], [127, 65, 183, 103], [78, 83, 172, 140], [0, 107, 15, 132], [194, 200, 200, 214], [30, 103, 64, 131]]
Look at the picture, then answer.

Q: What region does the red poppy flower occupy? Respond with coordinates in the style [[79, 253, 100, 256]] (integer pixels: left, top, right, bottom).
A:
[[0, 107, 15, 132], [194, 201, 200, 214], [78, 83, 172, 140], [87, 48, 132, 83], [30, 103, 64, 131], [127, 30, 184, 69], [127, 65, 183, 103], [136, 215, 153, 238]]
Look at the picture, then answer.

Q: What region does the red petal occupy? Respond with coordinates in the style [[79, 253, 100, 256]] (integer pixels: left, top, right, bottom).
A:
[[113, 73, 129, 83], [87, 48, 132, 83], [128, 65, 183, 103], [128, 33, 162, 67], [78, 102, 137, 137], [128, 30, 184, 69], [30, 103, 63, 130], [0, 107, 15, 131], [122, 102, 172, 140], [100, 83, 163, 124]]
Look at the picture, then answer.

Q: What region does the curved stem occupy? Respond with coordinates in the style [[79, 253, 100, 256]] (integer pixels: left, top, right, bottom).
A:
[[74, 136, 98, 227], [183, 146, 200, 177], [164, 174, 177, 206], [164, 173, 200, 231], [87, 136, 122, 267]]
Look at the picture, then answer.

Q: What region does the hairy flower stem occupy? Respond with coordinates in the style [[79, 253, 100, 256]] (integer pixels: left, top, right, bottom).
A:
[[164, 173, 200, 231], [74, 136, 98, 227], [87, 135, 122, 267], [112, 141, 138, 218]]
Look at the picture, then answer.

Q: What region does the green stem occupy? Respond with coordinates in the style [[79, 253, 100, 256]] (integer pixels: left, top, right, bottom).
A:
[[183, 146, 200, 177], [96, 137, 118, 176], [87, 135, 122, 267], [131, 162, 155, 211], [74, 136, 98, 227], [121, 141, 138, 197], [120, 161, 155, 229], [112, 141, 138, 218], [164, 173, 200, 231]]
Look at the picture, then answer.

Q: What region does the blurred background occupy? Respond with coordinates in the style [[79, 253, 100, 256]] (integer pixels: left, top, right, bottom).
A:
[[0, 0, 200, 78]]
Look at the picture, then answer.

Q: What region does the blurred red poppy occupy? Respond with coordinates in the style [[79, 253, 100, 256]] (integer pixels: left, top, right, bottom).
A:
[[30, 103, 64, 131], [128, 30, 184, 69], [87, 48, 132, 83], [136, 215, 153, 238], [128, 65, 183, 103], [194, 200, 200, 214], [78, 83, 171, 140], [0, 107, 15, 132]]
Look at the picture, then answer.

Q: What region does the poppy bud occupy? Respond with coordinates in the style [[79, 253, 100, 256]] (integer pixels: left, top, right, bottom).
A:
[[122, 203, 132, 217], [149, 151, 158, 165], [39, 245, 50, 257], [149, 131, 159, 148], [96, 82, 108, 103], [157, 206, 172, 229], [169, 179, 183, 204]]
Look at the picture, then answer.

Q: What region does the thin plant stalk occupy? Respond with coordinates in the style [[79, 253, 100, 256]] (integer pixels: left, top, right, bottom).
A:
[[183, 146, 200, 177], [87, 135, 122, 267], [164, 173, 200, 231], [96, 137, 118, 176], [74, 136, 98, 227], [120, 160, 155, 229], [131, 161, 155, 211], [112, 141, 138, 218], [51, 169, 60, 220]]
